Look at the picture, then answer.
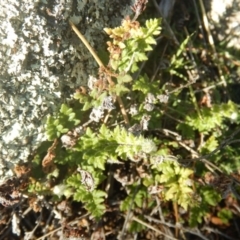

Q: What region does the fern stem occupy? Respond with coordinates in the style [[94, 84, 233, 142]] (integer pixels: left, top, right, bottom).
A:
[[69, 21, 104, 69], [69, 21, 130, 126], [188, 84, 202, 118]]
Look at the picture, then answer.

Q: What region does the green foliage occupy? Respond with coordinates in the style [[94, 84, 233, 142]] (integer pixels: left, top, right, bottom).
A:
[[178, 101, 238, 134], [28, 181, 52, 195], [189, 204, 209, 227], [200, 186, 221, 206], [120, 186, 150, 211], [155, 161, 194, 210], [45, 104, 80, 140], [33, 9, 240, 233], [66, 173, 107, 218], [74, 125, 157, 169], [169, 35, 193, 80], [129, 217, 146, 233], [217, 208, 233, 224], [200, 135, 218, 153], [132, 74, 159, 94], [189, 185, 222, 227], [104, 18, 161, 73], [74, 188, 107, 218]]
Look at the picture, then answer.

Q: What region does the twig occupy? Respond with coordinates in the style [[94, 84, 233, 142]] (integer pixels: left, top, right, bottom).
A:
[[119, 183, 140, 239], [155, 197, 163, 218], [181, 28, 203, 119], [232, 203, 240, 214], [132, 215, 178, 240], [150, 41, 168, 82], [177, 128, 240, 174], [161, 110, 184, 124], [173, 202, 179, 238], [116, 96, 130, 126], [144, 215, 210, 240], [69, 21, 114, 87], [202, 226, 238, 240], [0, 227, 12, 240], [36, 213, 90, 240], [193, 79, 228, 94], [192, 0, 208, 48], [24, 211, 43, 240], [155, 197, 175, 238], [133, 47, 152, 82], [152, 0, 179, 45], [69, 21, 130, 126], [159, 128, 223, 173], [41, 198, 58, 235], [131, 0, 148, 22], [69, 21, 104, 69], [103, 110, 111, 124], [198, 0, 215, 53], [233, 218, 240, 238], [192, 134, 240, 166], [198, 0, 227, 87]]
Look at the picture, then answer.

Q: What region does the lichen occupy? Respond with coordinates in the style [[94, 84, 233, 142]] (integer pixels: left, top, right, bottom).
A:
[[0, 0, 132, 176]]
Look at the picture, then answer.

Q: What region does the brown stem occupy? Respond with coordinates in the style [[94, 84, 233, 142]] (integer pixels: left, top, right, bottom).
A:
[[69, 21, 130, 126]]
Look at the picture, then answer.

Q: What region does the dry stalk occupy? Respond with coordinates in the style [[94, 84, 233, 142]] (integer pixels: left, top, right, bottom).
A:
[[198, 0, 227, 87], [69, 21, 129, 126]]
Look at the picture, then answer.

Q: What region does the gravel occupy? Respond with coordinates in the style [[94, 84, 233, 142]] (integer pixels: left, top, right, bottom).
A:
[[0, 0, 131, 177]]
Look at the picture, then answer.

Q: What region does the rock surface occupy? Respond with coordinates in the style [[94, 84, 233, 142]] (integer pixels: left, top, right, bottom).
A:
[[209, 0, 240, 49], [0, 0, 131, 177]]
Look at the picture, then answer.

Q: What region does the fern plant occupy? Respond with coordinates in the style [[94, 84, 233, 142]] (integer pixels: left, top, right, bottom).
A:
[[28, 11, 240, 231]]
